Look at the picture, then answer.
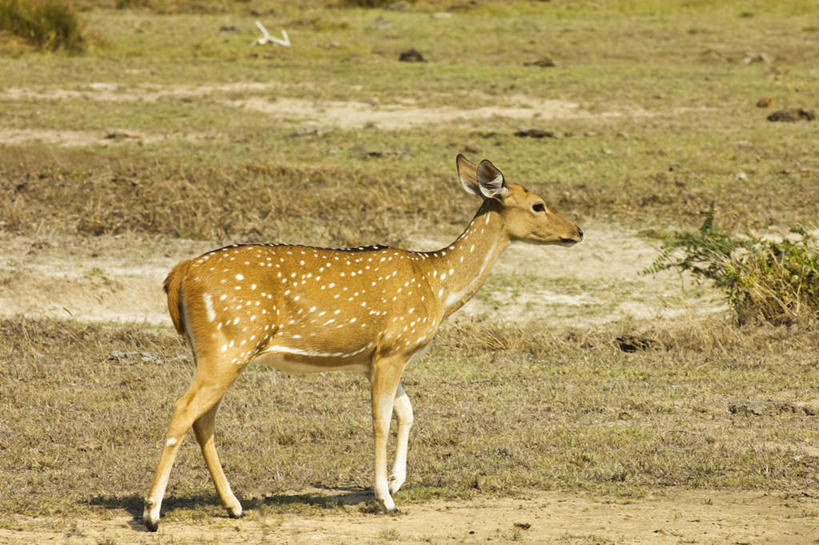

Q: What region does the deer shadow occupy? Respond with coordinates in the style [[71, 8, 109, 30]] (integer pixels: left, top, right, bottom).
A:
[[86, 486, 373, 532]]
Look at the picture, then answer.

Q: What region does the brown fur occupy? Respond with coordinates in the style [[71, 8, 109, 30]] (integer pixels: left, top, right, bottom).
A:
[[163, 259, 193, 336]]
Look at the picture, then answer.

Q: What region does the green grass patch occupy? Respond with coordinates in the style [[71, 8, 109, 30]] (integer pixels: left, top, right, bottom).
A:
[[647, 208, 819, 325]]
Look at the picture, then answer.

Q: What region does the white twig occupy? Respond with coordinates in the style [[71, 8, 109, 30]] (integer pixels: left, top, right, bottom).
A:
[[254, 21, 291, 47]]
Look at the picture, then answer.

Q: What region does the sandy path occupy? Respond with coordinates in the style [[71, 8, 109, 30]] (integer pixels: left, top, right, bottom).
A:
[[0, 221, 724, 328], [1, 489, 815, 544], [0, 82, 655, 143]]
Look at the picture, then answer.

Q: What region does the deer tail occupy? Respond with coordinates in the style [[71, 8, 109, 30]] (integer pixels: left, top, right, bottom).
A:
[[163, 259, 193, 336]]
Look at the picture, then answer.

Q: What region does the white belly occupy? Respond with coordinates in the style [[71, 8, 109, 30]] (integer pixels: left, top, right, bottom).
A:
[[252, 347, 370, 375]]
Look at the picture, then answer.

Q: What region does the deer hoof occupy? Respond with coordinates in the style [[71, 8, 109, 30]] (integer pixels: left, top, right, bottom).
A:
[[143, 499, 160, 532], [144, 516, 159, 532], [389, 474, 405, 494], [377, 496, 398, 514]]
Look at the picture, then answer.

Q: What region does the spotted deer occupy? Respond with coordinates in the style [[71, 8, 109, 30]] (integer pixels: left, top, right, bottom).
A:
[[143, 154, 583, 531]]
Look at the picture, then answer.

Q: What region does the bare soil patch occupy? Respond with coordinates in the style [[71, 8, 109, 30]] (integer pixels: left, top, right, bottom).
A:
[[1, 489, 815, 544], [0, 81, 287, 103], [0, 128, 218, 148], [226, 95, 584, 130], [0, 222, 724, 327], [0, 234, 209, 324], [0, 82, 650, 133]]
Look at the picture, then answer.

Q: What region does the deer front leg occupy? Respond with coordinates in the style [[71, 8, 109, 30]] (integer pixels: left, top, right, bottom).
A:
[[370, 356, 406, 512], [389, 383, 413, 494]]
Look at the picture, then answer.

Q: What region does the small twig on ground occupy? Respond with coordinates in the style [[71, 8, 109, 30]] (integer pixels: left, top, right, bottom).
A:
[[254, 21, 291, 47]]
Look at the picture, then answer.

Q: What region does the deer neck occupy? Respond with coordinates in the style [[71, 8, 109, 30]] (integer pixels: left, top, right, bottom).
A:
[[424, 199, 510, 319]]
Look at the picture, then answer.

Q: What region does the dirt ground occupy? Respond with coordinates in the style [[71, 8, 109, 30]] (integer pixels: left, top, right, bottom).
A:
[[1, 489, 816, 544], [1, 38, 815, 542], [0, 219, 726, 327], [3, 226, 816, 545], [0, 82, 656, 142]]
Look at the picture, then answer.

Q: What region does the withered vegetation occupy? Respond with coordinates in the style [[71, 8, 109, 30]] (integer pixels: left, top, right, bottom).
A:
[[0, 318, 816, 520]]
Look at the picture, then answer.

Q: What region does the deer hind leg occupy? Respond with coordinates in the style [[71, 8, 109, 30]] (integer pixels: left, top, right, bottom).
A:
[[389, 382, 413, 495], [192, 399, 242, 519], [143, 360, 240, 531], [370, 355, 407, 512]]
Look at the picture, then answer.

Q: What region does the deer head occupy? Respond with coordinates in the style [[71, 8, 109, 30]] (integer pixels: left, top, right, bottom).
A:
[[456, 154, 583, 246]]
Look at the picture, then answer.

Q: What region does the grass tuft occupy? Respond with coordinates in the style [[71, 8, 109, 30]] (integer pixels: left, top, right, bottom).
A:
[[0, 0, 85, 52]]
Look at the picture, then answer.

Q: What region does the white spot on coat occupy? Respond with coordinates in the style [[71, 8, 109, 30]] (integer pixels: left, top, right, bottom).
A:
[[202, 293, 216, 322]]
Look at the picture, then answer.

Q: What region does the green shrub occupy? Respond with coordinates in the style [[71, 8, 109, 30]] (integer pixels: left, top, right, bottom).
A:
[[0, 0, 85, 52], [646, 207, 818, 325]]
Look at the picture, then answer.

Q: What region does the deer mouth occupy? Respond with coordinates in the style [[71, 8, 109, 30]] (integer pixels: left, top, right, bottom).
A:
[[559, 237, 580, 246]]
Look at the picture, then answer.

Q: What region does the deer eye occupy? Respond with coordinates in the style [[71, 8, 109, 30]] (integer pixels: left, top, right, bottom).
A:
[[532, 202, 546, 213]]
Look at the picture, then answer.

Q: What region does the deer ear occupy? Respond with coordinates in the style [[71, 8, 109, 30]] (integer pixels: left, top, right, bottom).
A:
[[476, 159, 508, 200], [456, 154, 483, 198]]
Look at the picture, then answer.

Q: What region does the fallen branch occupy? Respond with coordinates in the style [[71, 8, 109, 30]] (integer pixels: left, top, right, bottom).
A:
[[254, 21, 291, 47]]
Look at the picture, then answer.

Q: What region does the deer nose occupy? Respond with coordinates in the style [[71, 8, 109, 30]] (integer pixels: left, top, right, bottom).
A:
[[577, 226, 584, 240]]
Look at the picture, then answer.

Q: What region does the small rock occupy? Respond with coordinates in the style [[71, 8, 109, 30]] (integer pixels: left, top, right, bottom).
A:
[[767, 108, 815, 122], [756, 96, 774, 108], [736, 171, 748, 181], [728, 400, 813, 416], [219, 25, 239, 33], [729, 402, 764, 416], [742, 52, 770, 64], [513, 522, 531, 530], [288, 127, 328, 138], [107, 350, 163, 364], [351, 147, 406, 159], [514, 128, 556, 138], [524, 56, 556, 67], [399, 48, 425, 62], [616, 335, 654, 353], [105, 130, 138, 141]]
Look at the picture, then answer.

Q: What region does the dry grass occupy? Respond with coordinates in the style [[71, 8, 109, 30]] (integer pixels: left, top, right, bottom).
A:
[[0, 317, 815, 522], [0, 1, 817, 238], [0, 0, 85, 51], [0, 0, 817, 532], [0, 148, 471, 245], [1, 135, 817, 245]]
